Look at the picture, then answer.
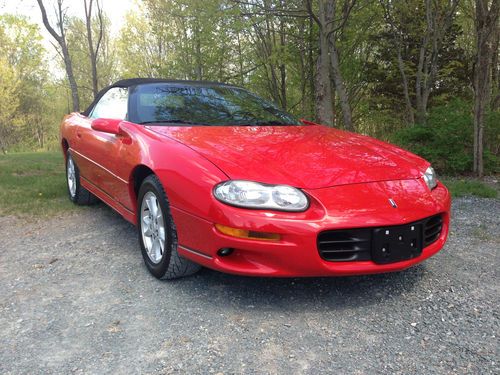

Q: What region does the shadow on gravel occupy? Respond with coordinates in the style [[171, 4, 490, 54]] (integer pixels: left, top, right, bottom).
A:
[[161, 265, 427, 312]]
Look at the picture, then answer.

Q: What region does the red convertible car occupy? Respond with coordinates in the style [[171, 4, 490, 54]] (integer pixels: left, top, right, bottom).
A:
[[61, 78, 450, 279]]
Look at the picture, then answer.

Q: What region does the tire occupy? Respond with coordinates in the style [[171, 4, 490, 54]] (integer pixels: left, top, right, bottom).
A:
[[66, 151, 98, 205], [137, 175, 201, 280]]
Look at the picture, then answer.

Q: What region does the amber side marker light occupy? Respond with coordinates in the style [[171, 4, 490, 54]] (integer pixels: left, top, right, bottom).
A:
[[215, 224, 281, 241]]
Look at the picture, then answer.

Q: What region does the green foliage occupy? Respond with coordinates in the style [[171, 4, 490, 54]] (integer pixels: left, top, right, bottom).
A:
[[0, 14, 64, 151], [0, 14, 46, 80], [65, 14, 117, 109], [391, 99, 499, 175], [116, 11, 159, 78], [0, 152, 85, 216], [485, 110, 500, 159], [0, 58, 21, 152], [442, 179, 498, 198], [117, 0, 245, 82]]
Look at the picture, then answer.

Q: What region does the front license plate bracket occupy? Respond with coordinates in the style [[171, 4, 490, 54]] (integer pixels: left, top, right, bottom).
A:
[[371, 223, 423, 264]]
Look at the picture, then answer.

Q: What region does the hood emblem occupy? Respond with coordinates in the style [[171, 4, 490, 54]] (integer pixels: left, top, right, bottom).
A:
[[389, 198, 398, 208]]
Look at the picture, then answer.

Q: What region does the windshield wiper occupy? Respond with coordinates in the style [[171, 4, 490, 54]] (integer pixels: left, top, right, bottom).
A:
[[138, 119, 205, 125], [237, 120, 290, 126]]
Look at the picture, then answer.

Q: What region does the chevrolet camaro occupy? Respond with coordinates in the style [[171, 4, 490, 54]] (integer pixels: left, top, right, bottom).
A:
[[61, 78, 451, 279]]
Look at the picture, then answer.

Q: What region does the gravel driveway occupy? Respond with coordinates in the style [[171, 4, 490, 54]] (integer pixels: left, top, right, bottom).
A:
[[0, 197, 498, 374]]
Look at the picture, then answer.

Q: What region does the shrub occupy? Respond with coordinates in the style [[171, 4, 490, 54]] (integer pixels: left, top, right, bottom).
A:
[[391, 99, 499, 175]]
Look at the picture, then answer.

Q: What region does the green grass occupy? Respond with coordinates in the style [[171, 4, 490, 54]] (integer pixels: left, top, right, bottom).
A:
[[442, 179, 498, 198], [0, 151, 85, 216]]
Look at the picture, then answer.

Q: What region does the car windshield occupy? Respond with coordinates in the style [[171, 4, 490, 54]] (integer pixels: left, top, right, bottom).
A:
[[129, 83, 301, 126]]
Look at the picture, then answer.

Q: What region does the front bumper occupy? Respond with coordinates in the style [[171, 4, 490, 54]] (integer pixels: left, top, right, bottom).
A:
[[171, 179, 451, 277]]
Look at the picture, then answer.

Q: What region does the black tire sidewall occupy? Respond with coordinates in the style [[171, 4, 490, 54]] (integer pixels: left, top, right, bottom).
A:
[[137, 176, 175, 279], [66, 152, 79, 203]]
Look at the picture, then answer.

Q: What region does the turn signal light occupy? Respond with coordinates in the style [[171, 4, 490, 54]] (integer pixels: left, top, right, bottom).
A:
[[215, 224, 281, 241]]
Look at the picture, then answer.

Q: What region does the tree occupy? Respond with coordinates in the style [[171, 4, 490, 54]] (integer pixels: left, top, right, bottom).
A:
[[84, 0, 104, 99], [66, 14, 116, 108], [306, 0, 334, 125], [233, 0, 356, 127], [0, 14, 53, 150], [381, 0, 459, 125], [306, 0, 355, 129], [0, 59, 20, 153], [234, 0, 292, 109], [472, 0, 499, 177], [117, 11, 163, 78], [36, 0, 80, 112]]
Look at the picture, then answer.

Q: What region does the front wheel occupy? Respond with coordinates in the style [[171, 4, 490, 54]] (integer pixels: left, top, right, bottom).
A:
[[137, 175, 201, 280], [66, 151, 98, 205]]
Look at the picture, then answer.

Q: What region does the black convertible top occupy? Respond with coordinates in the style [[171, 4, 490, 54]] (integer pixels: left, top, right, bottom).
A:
[[82, 78, 235, 116]]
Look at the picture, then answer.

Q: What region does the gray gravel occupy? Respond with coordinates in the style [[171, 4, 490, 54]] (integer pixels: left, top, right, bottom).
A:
[[0, 197, 498, 374]]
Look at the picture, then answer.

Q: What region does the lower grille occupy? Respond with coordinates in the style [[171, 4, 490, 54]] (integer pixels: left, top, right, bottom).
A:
[[318, 214, 443, 263], [317, 228, 371, 261], [424, 215, 443, 246]]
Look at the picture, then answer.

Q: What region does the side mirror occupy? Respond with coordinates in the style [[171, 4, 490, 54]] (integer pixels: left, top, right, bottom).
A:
[[91, 118, 123, 135]]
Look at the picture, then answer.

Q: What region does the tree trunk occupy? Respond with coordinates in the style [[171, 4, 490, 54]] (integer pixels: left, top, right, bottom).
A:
[[236, 31, 245, 86], [314, 0, 334, 126], [396, 47, 415, 125], [195, 37, 202, 80], [415, 36, 429, 125], [36, 0, 80, 112], [316, 35, 334, 125], [491, 22, 500, 110], [415, 0, 432, 125], [84, 0, 103, 99], [307, 16, 315, 117], [297, 19, 306, 114], [473, 0, 499, 177], [279, 14, 287, 110], [306, 0, 352, 126], [329, 39, 353, 130], [36, 124, 44, 149], [61, 41, 80, 112], [0, 134, 6, 154]]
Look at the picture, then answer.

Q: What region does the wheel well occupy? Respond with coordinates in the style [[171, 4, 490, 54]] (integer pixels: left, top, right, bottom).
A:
[[132, 165, 155, 198], [62, 139, 69, 158]]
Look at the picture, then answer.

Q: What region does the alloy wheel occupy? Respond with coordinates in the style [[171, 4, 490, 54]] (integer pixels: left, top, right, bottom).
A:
[[140, 191, 166, 264], [67, 156, 77, 198]]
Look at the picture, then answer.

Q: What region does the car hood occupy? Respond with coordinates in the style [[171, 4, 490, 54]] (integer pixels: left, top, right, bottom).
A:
[[148, 125, 428, 189]]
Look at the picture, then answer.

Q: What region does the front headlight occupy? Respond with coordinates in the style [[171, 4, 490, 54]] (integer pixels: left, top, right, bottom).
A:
[[423, 166, 438, 190], [213, 180, 309, 212]]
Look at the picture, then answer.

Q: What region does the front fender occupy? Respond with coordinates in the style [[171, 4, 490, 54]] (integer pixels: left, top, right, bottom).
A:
[[124, 124, 229, 221]]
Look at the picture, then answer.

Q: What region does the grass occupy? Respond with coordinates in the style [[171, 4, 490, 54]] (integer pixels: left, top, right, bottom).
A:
[[0, 152, 497, 217], [441, 178, 498, 198], [0, 151, 85, 217]]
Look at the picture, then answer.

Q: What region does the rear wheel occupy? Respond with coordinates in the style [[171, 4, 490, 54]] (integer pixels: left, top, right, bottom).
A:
[[66, 151, 98, 205], [138, 175, 201, 279]]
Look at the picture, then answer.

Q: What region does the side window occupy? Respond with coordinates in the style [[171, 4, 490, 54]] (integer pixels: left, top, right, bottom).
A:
[[90, 87, 128, 120]]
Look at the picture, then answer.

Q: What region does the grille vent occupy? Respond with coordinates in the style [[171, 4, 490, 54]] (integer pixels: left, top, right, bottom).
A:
[[423, 215, 443, 246], [317, 228, 371, 261]]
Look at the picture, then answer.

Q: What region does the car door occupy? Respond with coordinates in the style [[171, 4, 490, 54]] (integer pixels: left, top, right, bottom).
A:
[[78, 87, 129, 202]]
